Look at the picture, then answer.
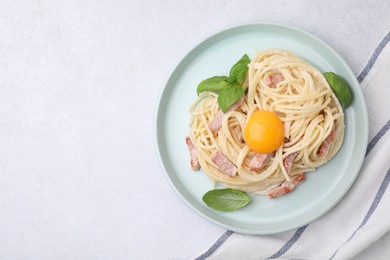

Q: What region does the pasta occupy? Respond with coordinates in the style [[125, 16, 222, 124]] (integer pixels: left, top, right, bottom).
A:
[[187, 49, 344, 196]]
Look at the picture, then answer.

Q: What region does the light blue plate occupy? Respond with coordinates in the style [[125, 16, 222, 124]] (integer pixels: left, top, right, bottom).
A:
[[155, 23, 368, 234]]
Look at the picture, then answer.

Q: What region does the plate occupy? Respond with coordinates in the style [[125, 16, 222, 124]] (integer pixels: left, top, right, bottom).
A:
[[155, 23, 368, 234]]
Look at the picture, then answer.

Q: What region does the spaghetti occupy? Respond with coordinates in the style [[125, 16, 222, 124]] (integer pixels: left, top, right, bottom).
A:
[[188, 49, 344, 196]]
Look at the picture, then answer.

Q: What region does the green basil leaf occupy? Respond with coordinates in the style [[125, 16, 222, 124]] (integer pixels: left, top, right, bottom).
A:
[[197, 76, 230, 95], [323, 72, 353, 108], [202, 188, 251, 212], [229, 54, 251, 85], [217, 84, 244, 112]]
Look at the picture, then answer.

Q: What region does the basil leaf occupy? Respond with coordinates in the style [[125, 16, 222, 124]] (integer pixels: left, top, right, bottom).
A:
[[229, 54, 251, 85], [217, 84, 244, 112], [202, 188, 251, 212], [197, 76, 230, 95], [323, 72, 353, 108]]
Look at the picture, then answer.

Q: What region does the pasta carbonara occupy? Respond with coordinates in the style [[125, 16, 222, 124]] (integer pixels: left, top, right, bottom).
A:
[[186, 49, 344, 198]]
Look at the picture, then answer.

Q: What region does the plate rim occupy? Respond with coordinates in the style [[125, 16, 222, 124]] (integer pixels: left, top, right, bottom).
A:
[[154, 22, 369, 234]]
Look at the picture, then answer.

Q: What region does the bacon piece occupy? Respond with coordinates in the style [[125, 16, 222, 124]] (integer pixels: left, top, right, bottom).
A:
[[290, 173, 305, 184], [249, 153, 273, 171], [283, 152, 298, 173], [208, 97, 244, 133], [318, 127, 336, 159], [211, 151, 237, 177], [185, 136, 200, 171], [271, 73, 285, 85], [208, 111, 224, 133], [263, 72, 285, 88], [266, 174, 305, 199], [267, 183, 294, 199]]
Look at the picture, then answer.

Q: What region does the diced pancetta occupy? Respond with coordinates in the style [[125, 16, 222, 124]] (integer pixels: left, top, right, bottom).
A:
[[208, 97, 244, 134], [208, 111, 224, 133], [266, 173, 305, 199], [249, 153, 273, 171], [283, 152, 298, 173], [185, 136, 200, 171], [211, 151, 237, 177], [318, 126, 336, 159], [263, 72, 285, 88]]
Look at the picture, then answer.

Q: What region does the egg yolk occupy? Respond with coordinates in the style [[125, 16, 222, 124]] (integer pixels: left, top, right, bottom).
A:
[[244, 111, 284, 154]]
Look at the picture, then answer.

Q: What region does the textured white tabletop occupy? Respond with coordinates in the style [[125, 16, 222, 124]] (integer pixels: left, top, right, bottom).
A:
[[0, 1, 389, 259]]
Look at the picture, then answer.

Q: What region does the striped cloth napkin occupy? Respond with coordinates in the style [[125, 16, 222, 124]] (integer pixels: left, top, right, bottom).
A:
[[195, 31, 390, 260]]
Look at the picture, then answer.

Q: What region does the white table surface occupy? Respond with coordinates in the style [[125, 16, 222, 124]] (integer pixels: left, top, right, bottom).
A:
[[0, 1, 389, 259]]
